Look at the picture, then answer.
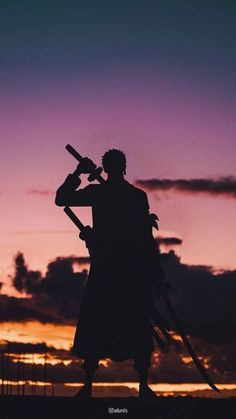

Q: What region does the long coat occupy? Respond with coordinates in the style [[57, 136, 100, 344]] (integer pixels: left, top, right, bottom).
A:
[[56, 175, 157, 362]]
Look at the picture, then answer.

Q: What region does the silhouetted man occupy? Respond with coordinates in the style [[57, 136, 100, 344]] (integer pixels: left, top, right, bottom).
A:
[[55, 149, 158, 400]]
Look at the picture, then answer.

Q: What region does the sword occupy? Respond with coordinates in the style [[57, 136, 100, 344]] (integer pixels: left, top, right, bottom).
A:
[[161, 291, 219, 392], [61, 144, 219, 392], [63, 206, 85, 231]]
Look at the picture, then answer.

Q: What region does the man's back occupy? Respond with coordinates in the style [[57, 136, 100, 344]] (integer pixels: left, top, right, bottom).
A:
[[85, 180, 150, 250]]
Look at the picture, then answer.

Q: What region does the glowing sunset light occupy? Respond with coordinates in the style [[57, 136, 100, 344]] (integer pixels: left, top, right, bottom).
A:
[[0, 322, 74, 350], [1, 381, 236, 398], [181, 357, 192, 364], [11, 353, 72, 366]]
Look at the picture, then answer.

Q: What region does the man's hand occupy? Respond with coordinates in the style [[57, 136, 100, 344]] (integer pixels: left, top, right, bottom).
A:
[[76, 157, 97, 174], [79, 226, 95, 253]]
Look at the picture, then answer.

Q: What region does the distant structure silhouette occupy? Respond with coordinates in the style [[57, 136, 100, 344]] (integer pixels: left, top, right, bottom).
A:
[[55, 149, 162, 400]]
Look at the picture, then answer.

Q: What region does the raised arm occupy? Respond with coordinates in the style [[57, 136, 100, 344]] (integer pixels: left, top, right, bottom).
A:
[[55, 158, 97, 206]]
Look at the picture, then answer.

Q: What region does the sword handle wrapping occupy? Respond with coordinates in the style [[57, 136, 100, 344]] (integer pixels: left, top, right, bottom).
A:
[[65, 144, 83, 162]]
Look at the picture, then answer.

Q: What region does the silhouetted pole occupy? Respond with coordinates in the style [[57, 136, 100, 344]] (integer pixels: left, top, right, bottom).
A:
[[22, 351, 25, 396], [17, 347, 21, 396], [31, 353, 35, 396], [9, 354, 12, 395], [5, 353, 9, 395], [1, 352, 4, 396], [33, 354, 37, 396], [43, 353, 47, 397], [34, 365, 37, 396], [51, 369, 55, 397]]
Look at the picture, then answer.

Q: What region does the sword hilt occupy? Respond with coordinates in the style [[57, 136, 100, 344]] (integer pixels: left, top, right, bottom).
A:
[[65, 144, 105, 184], [88, 167, 104, 183]]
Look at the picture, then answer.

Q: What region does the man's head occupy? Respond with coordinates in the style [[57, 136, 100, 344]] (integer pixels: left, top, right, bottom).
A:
[[102, 149, 126, 176]]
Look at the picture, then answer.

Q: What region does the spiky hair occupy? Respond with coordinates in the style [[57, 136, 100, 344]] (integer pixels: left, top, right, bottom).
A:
[[102, 149, 126, 173]]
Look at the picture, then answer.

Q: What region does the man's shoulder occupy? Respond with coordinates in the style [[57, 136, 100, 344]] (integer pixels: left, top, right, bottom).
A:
[[89, 180, 148, 201], [127, 182, 148, 198], [125, 183, 149, 208]]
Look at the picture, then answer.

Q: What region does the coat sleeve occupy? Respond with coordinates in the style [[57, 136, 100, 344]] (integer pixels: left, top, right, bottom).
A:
[[55, 173, 97, 206]]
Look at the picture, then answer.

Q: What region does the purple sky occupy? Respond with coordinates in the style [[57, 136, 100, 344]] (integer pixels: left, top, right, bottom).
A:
[[1, 0, 236, 281]]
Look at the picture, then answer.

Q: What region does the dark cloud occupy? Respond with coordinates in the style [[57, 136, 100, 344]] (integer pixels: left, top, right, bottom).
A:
[[3, 250, 236, 346], [73, 256, 91, 265], [136, 176, 236, 198], [27, 189, 54, 196], [156, 236, 183, 247], [3, 341, 57, 354], [0, 294, 64, 324], [12, 252, 88, 296], [155, 251, 236, 343], [13, 252, 41, 293], [150, 336, 236, 384], [0, 253, 89, 324], [1, 249, 236, 383]]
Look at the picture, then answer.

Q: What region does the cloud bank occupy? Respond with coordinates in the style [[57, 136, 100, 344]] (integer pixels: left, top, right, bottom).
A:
[[1, 250, 236, 345], [1, 250, 236, 383], [156, 236, 183, 247], [136, 176, 236, 198]]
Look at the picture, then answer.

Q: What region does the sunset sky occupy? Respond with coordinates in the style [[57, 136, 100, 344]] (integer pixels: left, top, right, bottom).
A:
[[0, 0, 236, 391]]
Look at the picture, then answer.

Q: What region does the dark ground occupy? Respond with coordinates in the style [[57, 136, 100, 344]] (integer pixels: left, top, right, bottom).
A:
[[1, 396, 236, 419]]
